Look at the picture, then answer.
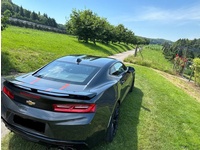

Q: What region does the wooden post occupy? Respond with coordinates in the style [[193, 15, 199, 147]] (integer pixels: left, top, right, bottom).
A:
[[134, 45, 138, 57], [139, 47, 143, 59]]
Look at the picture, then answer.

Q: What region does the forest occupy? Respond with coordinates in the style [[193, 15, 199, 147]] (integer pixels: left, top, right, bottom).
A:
[[1, 0, 57, 27], [1, 0, 66, 32], [162, 38, 200, 60]]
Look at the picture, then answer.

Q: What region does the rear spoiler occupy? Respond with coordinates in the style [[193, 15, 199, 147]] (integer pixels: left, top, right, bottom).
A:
[[3, 78, 96, 100]]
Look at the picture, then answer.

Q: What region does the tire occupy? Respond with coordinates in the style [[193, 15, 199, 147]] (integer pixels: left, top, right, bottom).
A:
[[105, 103, 120, 142]]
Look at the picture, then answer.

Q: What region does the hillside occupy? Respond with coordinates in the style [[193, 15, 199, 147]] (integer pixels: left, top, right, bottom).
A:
[[149, 38, 173, 45], [1, 26, 134, 75], [1, 0, 65, 32]]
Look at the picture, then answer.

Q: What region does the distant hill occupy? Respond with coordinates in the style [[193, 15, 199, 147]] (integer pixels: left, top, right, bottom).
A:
[[149, 38, 173, 45]]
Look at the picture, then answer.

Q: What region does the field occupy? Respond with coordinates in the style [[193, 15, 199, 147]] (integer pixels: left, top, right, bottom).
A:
[[1, 26, 134, 75], [124, 45, 174, 74], [1, 26, 200, 150]]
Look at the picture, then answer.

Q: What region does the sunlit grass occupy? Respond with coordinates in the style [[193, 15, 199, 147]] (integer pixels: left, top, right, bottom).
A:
[[1, 26, 134, 75], [124, 45, 174, 74], [94, 65, 200, 150]]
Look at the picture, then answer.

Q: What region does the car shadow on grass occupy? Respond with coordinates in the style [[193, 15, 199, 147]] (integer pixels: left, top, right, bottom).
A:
[[3, 133, 46, 150], [113, 43, 133, 52], [1, 51, 18, 75], [93, 87, 144, 150], [81, 42, 113, 56]]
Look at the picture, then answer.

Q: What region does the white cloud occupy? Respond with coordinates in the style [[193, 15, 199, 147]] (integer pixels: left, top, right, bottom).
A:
[[122, 4, 200, 23]]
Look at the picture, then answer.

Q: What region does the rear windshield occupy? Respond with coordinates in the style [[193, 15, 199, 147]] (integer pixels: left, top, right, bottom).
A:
[[34, 61, 99, 84]]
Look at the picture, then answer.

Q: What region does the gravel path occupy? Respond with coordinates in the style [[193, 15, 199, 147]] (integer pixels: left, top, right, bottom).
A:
[[108, 49, 135, 62], [1, 49, 136, 139]]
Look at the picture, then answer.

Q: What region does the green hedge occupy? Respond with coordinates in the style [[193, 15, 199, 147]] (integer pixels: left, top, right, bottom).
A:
[[193, 58, 200, 86]]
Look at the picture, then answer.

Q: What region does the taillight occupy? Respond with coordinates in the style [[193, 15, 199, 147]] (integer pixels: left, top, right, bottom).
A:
[[3, 86, 14, 100], [53, 104, 96, 113], [20, 92, 41, 99]]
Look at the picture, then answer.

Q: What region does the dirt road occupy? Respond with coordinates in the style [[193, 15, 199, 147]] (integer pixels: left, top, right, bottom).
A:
[[108, 50, 135, 61], [1, 49, 135, 139]]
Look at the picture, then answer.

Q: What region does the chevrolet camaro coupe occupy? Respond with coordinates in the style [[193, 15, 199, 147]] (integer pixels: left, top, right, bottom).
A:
[[1, 55, 135, 150]]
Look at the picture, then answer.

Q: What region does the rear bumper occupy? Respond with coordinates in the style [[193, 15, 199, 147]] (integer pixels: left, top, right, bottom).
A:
[[1, 93, 111, 148], [2, 117, 88, 149]]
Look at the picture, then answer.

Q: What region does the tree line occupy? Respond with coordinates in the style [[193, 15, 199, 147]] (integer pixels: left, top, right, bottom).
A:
[[1, 0, 57, 27], [2, 0, 150, 45], [66, 9, 150, 45], [1, 0, 66, 33], [162, 38, 200, 60]]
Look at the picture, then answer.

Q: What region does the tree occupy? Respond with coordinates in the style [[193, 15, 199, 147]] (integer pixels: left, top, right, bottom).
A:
[[1, 1, 13, 13], [14, 5, 19, 13], [19, 6, 24, 17], [30, 11, 38, 21], [24, 9, 31, 18], [1, 10, 11, 31], [187, 51, 195, 59], [124, 30, 135, 45], [115, 24, 126, 44], [89, 16, 107, 44], [66, 9, 101, 43], [46, 18, 57, 27], [99, 21, 114, 44], [66, 9, 137, 45]]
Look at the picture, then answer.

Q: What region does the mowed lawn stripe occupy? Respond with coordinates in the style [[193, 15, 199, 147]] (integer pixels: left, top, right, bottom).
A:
[[134, 65, 200, 150], [2, 26, 134, 75]]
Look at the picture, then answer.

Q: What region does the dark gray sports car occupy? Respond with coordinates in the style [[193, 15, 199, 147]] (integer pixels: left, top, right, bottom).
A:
[[1, 55, 135, 150]]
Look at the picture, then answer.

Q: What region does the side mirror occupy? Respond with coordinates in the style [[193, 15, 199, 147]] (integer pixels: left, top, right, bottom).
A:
[[127, 66, 135, 73]]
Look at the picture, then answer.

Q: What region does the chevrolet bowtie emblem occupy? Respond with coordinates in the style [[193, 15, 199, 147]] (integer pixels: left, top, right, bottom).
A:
[[26, 100, 36, 106]]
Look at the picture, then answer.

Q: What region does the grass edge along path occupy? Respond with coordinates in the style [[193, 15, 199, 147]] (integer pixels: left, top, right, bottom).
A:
[[2, 65, 200, 150], [154, 69, 200, 103]]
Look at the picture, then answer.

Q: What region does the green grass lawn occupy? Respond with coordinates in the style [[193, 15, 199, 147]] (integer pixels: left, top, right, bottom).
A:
[[2, 65, 200, 150], [124, 45, 174, 74], [1, 26, 134, 75]]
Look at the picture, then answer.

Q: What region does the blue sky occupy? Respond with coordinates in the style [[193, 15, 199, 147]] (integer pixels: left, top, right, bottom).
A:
[[12, 0, 200, 41]]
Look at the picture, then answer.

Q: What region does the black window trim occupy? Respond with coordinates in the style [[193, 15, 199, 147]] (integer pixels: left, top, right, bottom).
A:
[[109, 62, 127, 76]]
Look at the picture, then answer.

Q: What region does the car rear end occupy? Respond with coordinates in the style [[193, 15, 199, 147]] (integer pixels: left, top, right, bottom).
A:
[[1, 59, 112, 149], [1, 79, 110, 149]]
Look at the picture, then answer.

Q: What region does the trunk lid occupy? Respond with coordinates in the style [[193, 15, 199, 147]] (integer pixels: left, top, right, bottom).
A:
[[3, 74, 96, 111]]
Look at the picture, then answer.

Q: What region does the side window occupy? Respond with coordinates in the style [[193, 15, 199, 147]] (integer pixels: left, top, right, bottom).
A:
[[110, 62, 127, 76]]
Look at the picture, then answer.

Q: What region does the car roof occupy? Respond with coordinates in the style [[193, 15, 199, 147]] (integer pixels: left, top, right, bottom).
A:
[[56, 55, 118, 67]]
